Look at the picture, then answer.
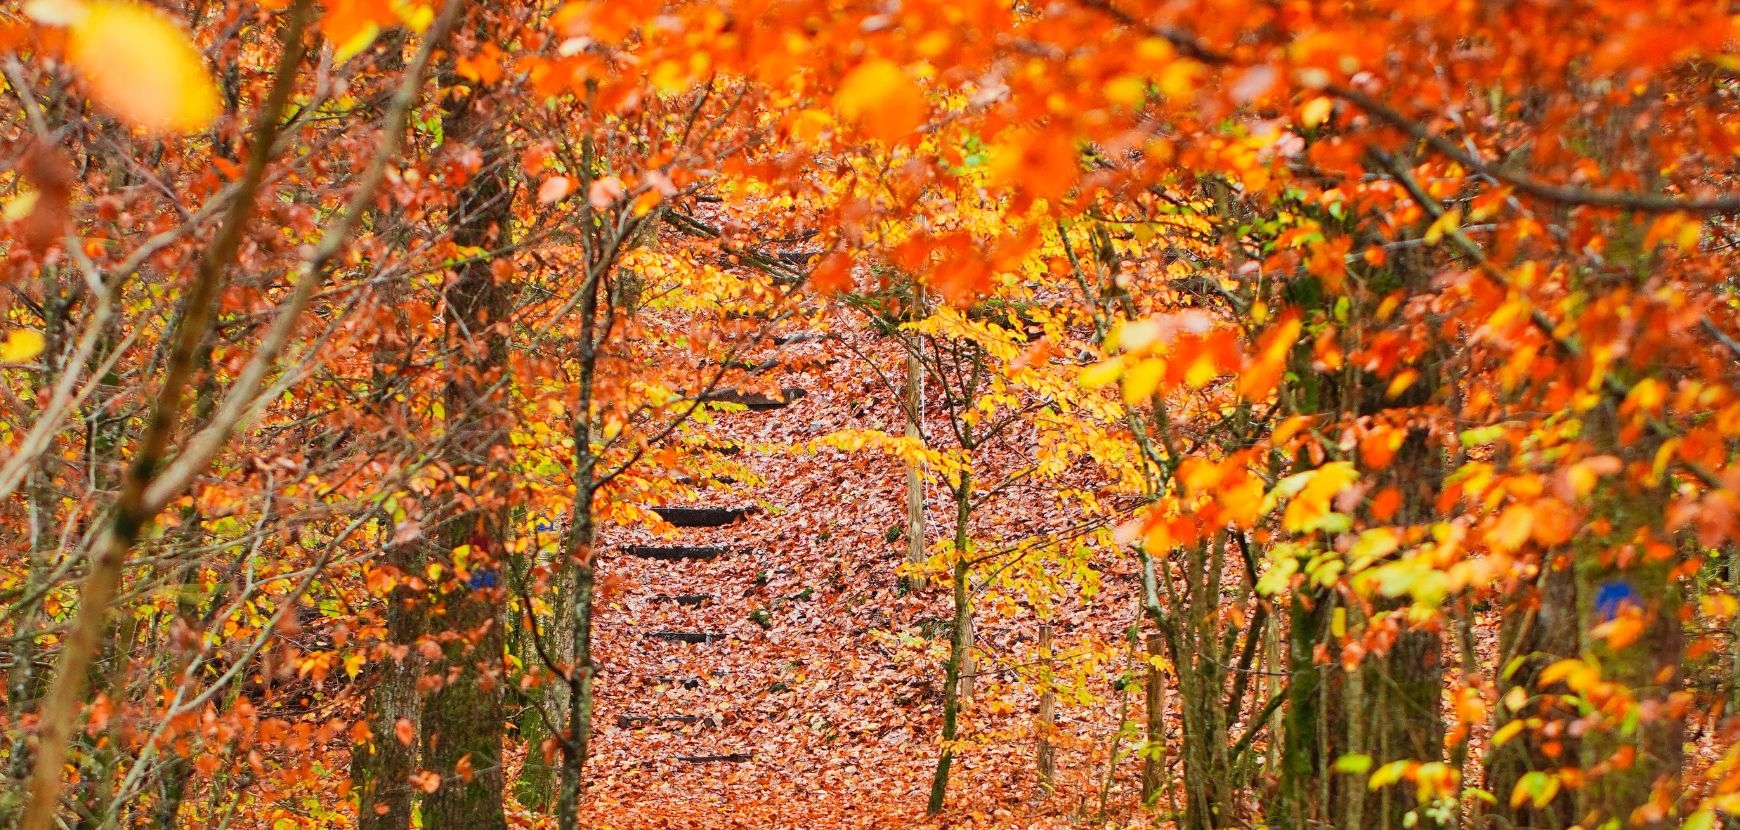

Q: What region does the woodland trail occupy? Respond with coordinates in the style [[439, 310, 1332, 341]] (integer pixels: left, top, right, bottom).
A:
[[575, 322, 926, 829], [566, 320, 1135, 829]]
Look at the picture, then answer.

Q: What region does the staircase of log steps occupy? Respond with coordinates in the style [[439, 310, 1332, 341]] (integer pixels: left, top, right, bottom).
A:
[[606, 338, 812, 769]]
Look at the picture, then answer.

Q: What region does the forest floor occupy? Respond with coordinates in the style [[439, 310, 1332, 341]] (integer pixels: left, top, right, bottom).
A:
[[552, 316, 1157, 829]]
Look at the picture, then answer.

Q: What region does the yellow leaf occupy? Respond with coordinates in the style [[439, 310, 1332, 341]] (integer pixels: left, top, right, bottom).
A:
[[1538, 658, 1592, 689], [1300, 96, 1333, 128], [1368, 760, 1410, 791], [1079, 357, 1124, 388], [1424, 208, 1462, 245], [1623, 377, 1667, 415], [1486, 504, 1533, 553], [1114, 318, 1165, 352], [2, 191, 40, 222], [1491, 719, 1524, 747], [835, 59, 926, 144], [395, 0, 434, 33], [333, 20, 382, 63], [1122, 358, 1165, 404], [1183, 352, 1217, 388], [1104, 75, 1147, 108], [65, 1, 220, 133], [1701, 593, 1740, 620], [1, 329, 45, 363], [1385, 368, 1419, 400]]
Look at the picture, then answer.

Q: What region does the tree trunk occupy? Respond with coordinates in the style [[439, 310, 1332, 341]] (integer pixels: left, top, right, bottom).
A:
[[1140, 631, 1166, 806], [1487, 553, 1580, 829], [1574, 405, 1680, 829], [904, 344, 926, 583], [902, 287, 927, 591], [1363, 425, 1447, 830], [356, 531, 425, 830], [419, 33, 514, 829], [353, 28, 425, 829], [927, 470, 973, 815], [555, 508, 598, 830], [1036, 623, 1057, 799]]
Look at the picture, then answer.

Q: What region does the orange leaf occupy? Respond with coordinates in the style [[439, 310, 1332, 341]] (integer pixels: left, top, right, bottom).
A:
[[809, 251, 855, 294], [834, 59, 926, 144], [538, 176, 573, 204], [412, 770, 441, 793]]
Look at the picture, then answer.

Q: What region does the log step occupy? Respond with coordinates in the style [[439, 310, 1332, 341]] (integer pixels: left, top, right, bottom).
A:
[[616, 715, 708, 728], [676, 753, 753, 763], [723, 357, 780, 374], [700, 387, 806, 410], [625, 545, 726, 562], [773, 331, 825, 345], [652, 506, 750, 527], [647, 631, 726, 644], [652, 593, 714, 606], [645, 675, 703, 689]]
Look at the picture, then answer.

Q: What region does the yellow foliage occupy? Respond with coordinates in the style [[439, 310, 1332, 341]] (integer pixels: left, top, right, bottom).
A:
[[62, 0, 220, 133]]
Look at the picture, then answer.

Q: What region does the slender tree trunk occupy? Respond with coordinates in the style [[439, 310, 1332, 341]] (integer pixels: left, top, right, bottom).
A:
[[904, 346, 926, 579], [555, 501, 597, 830], [902, 288, 926, 591], [927, 470, 973, 815], [16, 9, 312, 826], [1140, 631, 1166, 805], [1364, 424, 1447, 830], [1279, 588, 1332, 830], [1, 281, 72, 823], [1036, 623, 1057, 799]]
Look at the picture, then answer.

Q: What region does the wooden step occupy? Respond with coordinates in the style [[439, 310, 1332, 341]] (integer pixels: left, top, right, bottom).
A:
[[647, 631, 726, 644], [700, 387, 806, 410], [645, 675, 704, 689], [722, 357, 780, 374], [651, 593, 714, 606], [677, 753, 753, 763], [674, 474, 740, 486], [616, 714, 709, 728], [652, 506, 750, 527], [625, 545, 726, 562]]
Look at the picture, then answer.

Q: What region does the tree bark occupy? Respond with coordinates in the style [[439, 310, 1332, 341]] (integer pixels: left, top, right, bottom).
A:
[[927, 470, 974, 815], [1036, 623, 1057, 799], [419, 24, 515, 827]]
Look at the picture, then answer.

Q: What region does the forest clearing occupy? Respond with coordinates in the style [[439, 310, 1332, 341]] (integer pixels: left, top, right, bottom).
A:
[[3, 1, 1740, 829]]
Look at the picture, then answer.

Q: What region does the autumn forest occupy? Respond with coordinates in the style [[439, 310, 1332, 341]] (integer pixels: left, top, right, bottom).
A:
[[3, 1, 1740, 828]]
